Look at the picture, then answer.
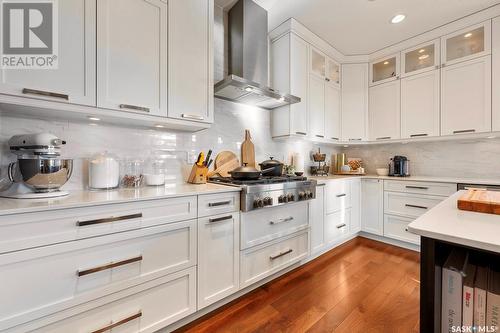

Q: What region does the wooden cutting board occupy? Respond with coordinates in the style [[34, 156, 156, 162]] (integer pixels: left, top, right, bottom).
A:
[[208, 151, 239, 177], [241, 129, 256, 167], [457, 189, 500, 215]]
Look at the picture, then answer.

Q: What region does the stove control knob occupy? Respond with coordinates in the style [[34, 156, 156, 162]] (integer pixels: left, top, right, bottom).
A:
[[264, 197, 273, 206], [309, 191, 314, 199], [278, 195, 283, 203], [298, 192, 306, 201], [287, 193, 295, 202], [280, 195, 288, 203], [254, 199, 263, 208]]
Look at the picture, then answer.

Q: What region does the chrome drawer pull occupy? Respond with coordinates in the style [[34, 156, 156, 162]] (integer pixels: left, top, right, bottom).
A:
[[405, 186, 428, 190], [453, 129, 475, 134], [208, 200, 231, 207], [349, 138, 362, 141], [405, 204, 428, 210], [295, 132, 307, 136], [270, 217, 294, 225], [331, 137, 339, 141], [119, 104, 150, 112], [376, 136, 391, 140], [22, 88, 69, 100], [209, 215, 233, 223], [77, 213, 142, 227], [91, 312, 142, 333], [336, 223, 347, 229], [182, 114, 204, 120], [78, 255, 143, 277], [410, 133, 428, 138], [336, 193, 347, 198], [270, 249, 293, 260], [316, 135, 324, 138]]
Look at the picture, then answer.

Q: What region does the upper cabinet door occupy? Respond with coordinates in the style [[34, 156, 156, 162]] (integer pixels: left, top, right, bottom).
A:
[[310, 47, 326, 78], [401, 40, 440, 78], [97, 0, 167, 116], [369, 80, 401, 141], [168, 0, 214, 123], [0, 0, 96, 106], [325, 83, 341, 142], [369, 54, 400, 86], [309, 74, 325, 139], [326, 58, 340, 86], [441, 21, 491, 67], [441, 55, 491, 136], [341, 63, 368, 142], [290, 34, 309, 135]]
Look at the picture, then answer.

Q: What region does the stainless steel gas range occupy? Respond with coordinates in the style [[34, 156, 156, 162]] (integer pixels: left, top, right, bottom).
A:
[[209, 176, 317, 212]]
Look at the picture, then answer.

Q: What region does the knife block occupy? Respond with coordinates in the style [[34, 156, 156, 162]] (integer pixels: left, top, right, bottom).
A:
[[187, 164, 208, 184]]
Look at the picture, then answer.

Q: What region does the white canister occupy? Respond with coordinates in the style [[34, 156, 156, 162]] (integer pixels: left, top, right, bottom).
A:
[[292, 153, 305, 172], [88, 152, 120, 189]]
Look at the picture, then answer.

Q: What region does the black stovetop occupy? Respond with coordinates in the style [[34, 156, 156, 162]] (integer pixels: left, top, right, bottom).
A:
[[209, 175, 308, 186]]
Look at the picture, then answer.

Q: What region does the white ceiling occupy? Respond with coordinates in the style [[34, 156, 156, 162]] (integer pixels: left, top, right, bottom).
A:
[[216, 0, 500, 55]]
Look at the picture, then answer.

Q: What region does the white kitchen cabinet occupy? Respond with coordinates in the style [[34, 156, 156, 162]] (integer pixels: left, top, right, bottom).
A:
[[361, 179, 384, 236], [325, 83, 341, 141], [198, 212, 239, 309], [370, 54, 400, 86], [369, 80, 401, 141], [0, 0, 96, 106], [310, 47, 327, 79], [383, 215, 420, 245], [309, 74, 326, 139], [325, 180, 351, 215], [401, 69, 440, 138], [492, 16, 500, 132], [350, 180, 361, 234], [271, 33, 309, 137], [168, 0, 214, 123], [441, 21, 491, 67], [401, 40, 440, 78], [310, 185, 325, 254], [326, 58, 341, 87], [441, 55, 491, 135], [324, 209, 350, 245], [97, 0, 167, 116], [341, 63, 369, 142]]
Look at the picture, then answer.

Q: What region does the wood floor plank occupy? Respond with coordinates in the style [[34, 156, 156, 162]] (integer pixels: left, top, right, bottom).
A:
[[175, 237, 420, 333]]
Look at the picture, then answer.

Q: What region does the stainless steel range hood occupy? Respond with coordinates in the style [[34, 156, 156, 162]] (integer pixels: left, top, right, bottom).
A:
[[214, 0, 300, 110]]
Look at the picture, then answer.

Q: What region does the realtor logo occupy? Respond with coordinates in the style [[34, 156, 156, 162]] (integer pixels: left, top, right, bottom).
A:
[[1, 0, 58, 69]]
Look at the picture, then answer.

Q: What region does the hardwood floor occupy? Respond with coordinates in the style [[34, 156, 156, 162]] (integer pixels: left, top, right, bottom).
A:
[[176, 237, 420, 333]]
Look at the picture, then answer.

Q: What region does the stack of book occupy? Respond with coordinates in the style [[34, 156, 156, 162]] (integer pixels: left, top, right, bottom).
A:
[[441, 249, 500, 333]]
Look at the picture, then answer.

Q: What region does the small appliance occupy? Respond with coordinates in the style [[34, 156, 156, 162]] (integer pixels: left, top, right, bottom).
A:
[[389, 155, 410, 177], [1, 133, 73, 199]]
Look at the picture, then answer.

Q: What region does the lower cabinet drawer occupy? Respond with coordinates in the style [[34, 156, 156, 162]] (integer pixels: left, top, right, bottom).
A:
[[383, 215, 420, 245], [384, 192, 444, 218], [17, 267, 197, 333], [240, 202, 308, 250], [0, 221, 196, 330], [198, 192, 240, 218], [324, 209, 351, 245], [384, 180, 456, 196], [240, 231, 309, 288]]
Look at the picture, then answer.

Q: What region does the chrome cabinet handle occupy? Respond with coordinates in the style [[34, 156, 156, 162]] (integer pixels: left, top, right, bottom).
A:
[[270, 217, 294, 225], [77, 213, 142, 227], [331, 137, 339, 141], [270, 249, 293, 260], [376, 136, 391, 140], [336, 193, 347, 198], [208, 200, 232, 207], [325, 78, 331, 82], [453, 129, 475, 134], [22, 88, 69, 100], [78, 255, 143, 277], [405, 204, 428, 210], [405, 186, 428, 190], [410, 133, 428, 138], [209, 215, 233, 223], [316, 135, 324, 138], [295, 132, 307, 136], [182, 114, 204, 120], [336, 224, 347, 229], [91, 312, 142, 333], [349, 138, 362, 141], [119, 104, 150, 112]]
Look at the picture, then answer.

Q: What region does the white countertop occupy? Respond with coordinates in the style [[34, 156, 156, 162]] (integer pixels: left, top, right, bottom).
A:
[[310, 174, 500, 186], [408, 191, 500, 253], [0, 183, 240, 216]]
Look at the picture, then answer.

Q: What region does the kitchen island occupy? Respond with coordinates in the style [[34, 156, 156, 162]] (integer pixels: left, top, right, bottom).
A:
[[408, 191, 500, 332]]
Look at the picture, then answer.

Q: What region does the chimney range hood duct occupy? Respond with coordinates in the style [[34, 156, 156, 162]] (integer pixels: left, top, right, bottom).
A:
[[214, 0, 300, 110]]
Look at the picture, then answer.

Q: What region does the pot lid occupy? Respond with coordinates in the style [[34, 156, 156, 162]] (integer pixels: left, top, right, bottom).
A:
[[260, 157, 282, 166], [230, 163, 260, 173]]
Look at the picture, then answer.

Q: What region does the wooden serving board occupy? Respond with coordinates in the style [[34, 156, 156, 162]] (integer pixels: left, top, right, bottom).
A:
[[457, 189, 500, 215], [208, 151, 239, 177], [241, 129, 256, 167]]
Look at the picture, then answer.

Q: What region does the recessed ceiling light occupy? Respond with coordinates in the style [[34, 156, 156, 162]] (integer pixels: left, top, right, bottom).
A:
[[418, 49, 425, 53], [87, 116, 100, 121], [418, 54, 429, 60], [279, 97, 285, 102], [154, 124, 165, 128], [391, 14, 406, 24], [383, 61, 389, 65], [244, 87, 253, 92], [464, 32, 472, 38], [89, 123, 98, 126]]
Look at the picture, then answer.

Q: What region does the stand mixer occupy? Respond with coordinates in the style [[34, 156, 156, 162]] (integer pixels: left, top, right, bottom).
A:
[[0, 133, 73, 199]]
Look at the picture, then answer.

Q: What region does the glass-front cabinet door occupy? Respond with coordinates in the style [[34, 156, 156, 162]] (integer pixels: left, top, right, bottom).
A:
[[326, 58, 340, 86], [310, 47, 326, 78], [401, 40, 440, 77], [441, 21, 491, 66], [370, 54, 400, 86]]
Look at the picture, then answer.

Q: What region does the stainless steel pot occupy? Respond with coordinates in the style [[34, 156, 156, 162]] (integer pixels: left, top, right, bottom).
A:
[[8, 158, 73, 192]]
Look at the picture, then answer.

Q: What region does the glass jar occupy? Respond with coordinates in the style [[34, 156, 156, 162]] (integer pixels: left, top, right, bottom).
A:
[[120, 159, 144, 188], [144, 158, 166, 186], [88, 152, 120, 190]]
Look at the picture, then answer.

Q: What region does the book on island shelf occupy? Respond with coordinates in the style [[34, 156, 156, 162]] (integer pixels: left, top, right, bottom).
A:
[[487, 267, 500, 330], [462, 263, 476, 328], [474, 265, 489, 329], [442, 249, 468, 333]]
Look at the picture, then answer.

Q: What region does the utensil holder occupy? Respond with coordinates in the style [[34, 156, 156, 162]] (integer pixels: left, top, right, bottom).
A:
[[187, 164, 208, 184]]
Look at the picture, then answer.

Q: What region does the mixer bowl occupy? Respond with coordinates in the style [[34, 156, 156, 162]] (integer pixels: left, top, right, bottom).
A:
[[13, 158, 73, 192]]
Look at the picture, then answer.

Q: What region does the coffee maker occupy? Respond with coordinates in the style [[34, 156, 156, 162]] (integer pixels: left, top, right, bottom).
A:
[[389, 156, 410, 177]]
